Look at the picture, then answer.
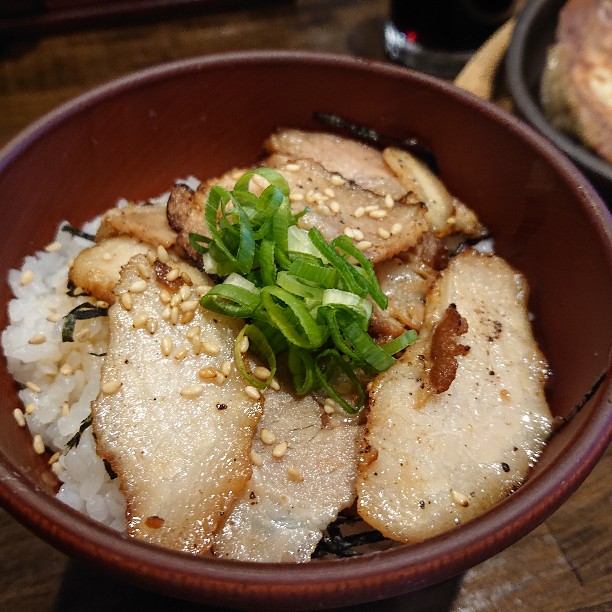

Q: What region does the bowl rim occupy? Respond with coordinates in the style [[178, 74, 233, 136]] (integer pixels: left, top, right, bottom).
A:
[[505, 0, 612, 188], [0, 49, 611, 607]]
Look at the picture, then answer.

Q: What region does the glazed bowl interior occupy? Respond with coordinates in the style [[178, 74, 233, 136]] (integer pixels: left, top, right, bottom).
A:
[[0, 51, 610, 610], [505, 0, 612, 204]]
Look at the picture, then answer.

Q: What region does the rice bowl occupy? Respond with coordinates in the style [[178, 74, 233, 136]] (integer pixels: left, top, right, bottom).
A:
[[0, 51, 610, 609]]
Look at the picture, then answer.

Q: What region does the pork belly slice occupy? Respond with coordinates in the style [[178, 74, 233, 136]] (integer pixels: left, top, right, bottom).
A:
[[357, 249, 553, 543], [213, 387, 363, 562], [68, 236, 150, 305], [96, 202, 178, 249], [166, 170, 246, 262], [264, 128, 408, 200], [92, 255, 262, 554], [267, 154, 429, 263]]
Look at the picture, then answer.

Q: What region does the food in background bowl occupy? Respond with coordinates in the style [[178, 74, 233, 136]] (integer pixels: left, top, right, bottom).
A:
[[540, 0, 612, 163], [0, 51, 610, 609]]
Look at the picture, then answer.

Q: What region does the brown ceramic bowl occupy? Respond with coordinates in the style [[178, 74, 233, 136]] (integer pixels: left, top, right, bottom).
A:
[[0, 51, 610, 610], [505, 0, 612, 205]]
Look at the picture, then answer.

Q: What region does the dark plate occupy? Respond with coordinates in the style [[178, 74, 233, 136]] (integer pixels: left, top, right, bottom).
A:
[[505, 0, 612, 205]]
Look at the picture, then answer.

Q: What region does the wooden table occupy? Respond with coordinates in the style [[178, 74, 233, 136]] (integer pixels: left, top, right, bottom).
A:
[[0, 1, 610, 610]]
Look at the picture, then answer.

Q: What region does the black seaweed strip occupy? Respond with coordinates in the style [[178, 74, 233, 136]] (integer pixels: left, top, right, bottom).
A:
[[61, 224, 96, 242]]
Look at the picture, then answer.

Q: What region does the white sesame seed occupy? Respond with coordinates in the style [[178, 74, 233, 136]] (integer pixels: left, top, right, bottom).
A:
[[161, 306, 171, 320], [179, 284, 191, 301], [369, 209, 387, 219], [166, 268, 180, 282], [244, 385, 261, 400], [285, 163, 300, 172], [146, 250, 156, 264], [391, 223, 403, 235], [129, 279, 147, 294], [132, 311, 149, 329], [250, 450, 263, 467], [323, 403, 335, 415], [253, 366, 271, 381], [182, 309, 195, 324], [96, 300, 109, 308], [180, 300, 198, 313], [12, 408, 26, 427], [25, 403, 36, 415], [287, 466, 304, 482], [44, 241, 62, 253], [270, 378, 280, 391], [146, 319, 158, 335], [317, 204, 332, 216], [46, 313, 62, 323], [272, 441, 288, 459], [170, 306, 180, 325], [344, 227, 355, 239], [352, 229, 364, 241], [33, 434, 45, 455], [186, 325, 201, 339], [191, 335, 202, 354], [353, 207, 365, 218], [451, 489, 470, 507], [170, 293, 182, 307], [377, 227, 391, 239], [221, 360, 232, 377], [28, 332, 46, 345], [289, 192, 304, 202], [120, 292, 133, 311], [194, 285, 210, 297], [181, 271, 192, 285], [61, 402, 70, 416], [51, 462, 64, 475], [201, 341, 221, 356], [384, 194, 395, 208], [323, 187, 335, 198], [20, 270, 34, 286], [240, 336, 249, 354], [59, 363, 73, 376], [198, 366, 218, 380], [251, 174, 269, 190], [215, 373, 226, 385], [329, 200, 340, 213], [330, 174, 345, 186], [137, 263, 151, 280], [174, 348, 188, 361], [161, 336, 173, 357], [156, 245, 169, 263], [102, 380, 122, 395], [48, 451, 61, 465], [260, 428, 276, 445], [180, 384, 204, 399], [356, 240, 373, 251], [25, 381, 41, 393], [364, 205, 379, 212]]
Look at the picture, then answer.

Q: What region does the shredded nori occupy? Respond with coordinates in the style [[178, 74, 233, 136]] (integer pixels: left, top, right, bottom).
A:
[[61, 224, 96, 242], [65, 414, 93, 449], [313, 112, 439, 174], [66, 280, 89, 298], [103, 459, 118, 480], [312, 515, 385, 558], [62, 302, 108, 342]]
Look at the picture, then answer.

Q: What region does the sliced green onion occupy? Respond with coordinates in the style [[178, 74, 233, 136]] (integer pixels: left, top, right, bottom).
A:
[[234, 324, 277, 389], [322, 288, 372, 321], [344, 321, 396, 371], [261, 286, 326, 349], [276, 271, 325, 302], [287, 226, 324, 260], [288, 257, 337, 288], [314, 349, 365, 414], [381, 329, 419, 355], [288, 346, 318, 395], [199, 283, 260, 318]]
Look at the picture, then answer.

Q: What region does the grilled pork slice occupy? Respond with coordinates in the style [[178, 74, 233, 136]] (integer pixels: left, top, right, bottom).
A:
[[213, 387, 362, 562], [166, 170, 246, 262], [68, 236, 150, 304], [357, 249, 553, 543], [96, 202, 178, 249], [264, 128, 408, 200], [92, 255, 262, 554], [267, 154, 429, 263]]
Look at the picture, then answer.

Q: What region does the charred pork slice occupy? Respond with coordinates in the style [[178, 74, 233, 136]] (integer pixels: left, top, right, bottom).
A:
[[264, 128, 408, 200], [68, 236, 151, 304], [213, 387, 362, 562], [267, 154, 429, 263], [357, 249, 553, 543], [92, 255, 262, 554], [96, 202, 178, 249]]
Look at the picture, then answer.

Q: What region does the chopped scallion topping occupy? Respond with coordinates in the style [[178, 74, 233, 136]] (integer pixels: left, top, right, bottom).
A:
[[191, 167, 418, 411]]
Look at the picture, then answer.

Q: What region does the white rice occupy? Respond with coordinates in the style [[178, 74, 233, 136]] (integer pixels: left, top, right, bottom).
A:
[[2, 220, 126, 531]]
